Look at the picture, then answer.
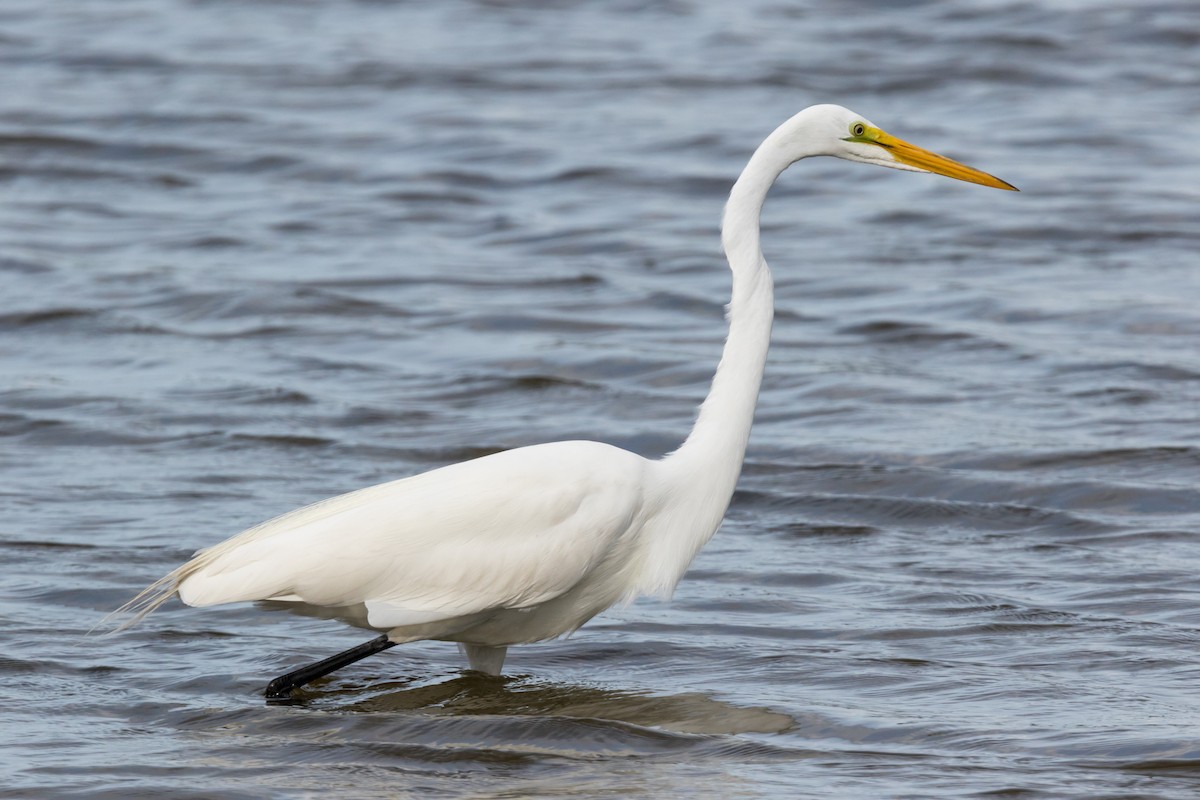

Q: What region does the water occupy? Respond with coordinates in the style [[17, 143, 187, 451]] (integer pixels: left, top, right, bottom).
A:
[[3, 0, 1199, 797]]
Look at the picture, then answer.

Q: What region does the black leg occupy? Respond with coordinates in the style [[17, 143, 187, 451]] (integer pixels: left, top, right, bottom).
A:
[[264, 633, 398, 698]]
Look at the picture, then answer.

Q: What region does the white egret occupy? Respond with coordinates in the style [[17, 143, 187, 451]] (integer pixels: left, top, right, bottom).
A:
[[116, 105, 1015, 697]]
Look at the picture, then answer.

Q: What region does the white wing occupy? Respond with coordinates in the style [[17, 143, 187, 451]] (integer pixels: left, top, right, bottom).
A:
[[173, 440, 649, 630]]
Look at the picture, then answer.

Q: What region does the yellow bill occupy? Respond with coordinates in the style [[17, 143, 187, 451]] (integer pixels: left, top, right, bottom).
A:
[[853, 126, 1018, 191]]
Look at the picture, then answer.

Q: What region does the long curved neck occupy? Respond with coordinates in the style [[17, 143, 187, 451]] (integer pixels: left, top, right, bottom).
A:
[[674, 157, 778, 461], [636, 134, 795, 595], [665, 135, 793, 482]]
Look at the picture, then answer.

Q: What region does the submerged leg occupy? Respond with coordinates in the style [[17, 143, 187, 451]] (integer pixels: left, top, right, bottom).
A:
[[264, 633, 397, 698], [459, 643, 508, 675]]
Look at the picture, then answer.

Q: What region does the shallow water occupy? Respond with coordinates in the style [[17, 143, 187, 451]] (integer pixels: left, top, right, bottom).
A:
[[3, 1, 1200, 797]]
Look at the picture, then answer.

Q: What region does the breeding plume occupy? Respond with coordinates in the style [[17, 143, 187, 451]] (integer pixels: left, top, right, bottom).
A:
[[117, 105, 1015, 697]]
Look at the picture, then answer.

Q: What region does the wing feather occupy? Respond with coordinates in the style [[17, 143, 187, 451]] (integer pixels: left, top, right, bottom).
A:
[[156, 441, 647, 630]]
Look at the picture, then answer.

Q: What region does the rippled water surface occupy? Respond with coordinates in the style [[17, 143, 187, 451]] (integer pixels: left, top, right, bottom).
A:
[[3, 1, 1200, 797]]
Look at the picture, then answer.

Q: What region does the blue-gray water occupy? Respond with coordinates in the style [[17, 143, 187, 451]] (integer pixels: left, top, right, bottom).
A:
[[3, 1, 1200, 798]]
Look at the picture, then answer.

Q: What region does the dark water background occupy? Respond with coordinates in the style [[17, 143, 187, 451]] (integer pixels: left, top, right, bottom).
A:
[[3, 1, 1200, 797]]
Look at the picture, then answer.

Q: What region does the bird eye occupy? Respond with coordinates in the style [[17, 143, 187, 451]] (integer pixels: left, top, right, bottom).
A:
[[851, 123, 866, 137]]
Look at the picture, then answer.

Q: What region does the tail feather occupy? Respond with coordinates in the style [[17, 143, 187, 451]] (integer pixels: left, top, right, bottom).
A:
[[98, 545, 224, 634], [98, 568, 184, 634]]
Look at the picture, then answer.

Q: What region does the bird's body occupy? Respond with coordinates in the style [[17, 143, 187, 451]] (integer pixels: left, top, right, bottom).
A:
[[181, 441, 664, 648], [118, 105, 1014, 692]]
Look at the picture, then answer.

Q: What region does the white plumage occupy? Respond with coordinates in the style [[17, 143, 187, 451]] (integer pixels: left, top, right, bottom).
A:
[[117, 105, 1013, 688], [181, 442, 654, 638]]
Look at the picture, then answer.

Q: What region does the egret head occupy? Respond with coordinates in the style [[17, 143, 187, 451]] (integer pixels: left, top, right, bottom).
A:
[[781, 104, 1017, 191]]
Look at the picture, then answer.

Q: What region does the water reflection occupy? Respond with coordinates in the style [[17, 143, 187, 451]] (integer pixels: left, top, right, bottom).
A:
[[306, 673, 793, 736]]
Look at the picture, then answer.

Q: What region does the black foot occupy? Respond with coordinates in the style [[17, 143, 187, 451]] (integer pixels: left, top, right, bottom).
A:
[[264, 633, 398, 698]]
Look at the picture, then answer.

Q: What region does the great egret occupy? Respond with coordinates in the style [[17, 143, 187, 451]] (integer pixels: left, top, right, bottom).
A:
[[116, 105, 1015, 697]]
